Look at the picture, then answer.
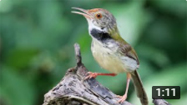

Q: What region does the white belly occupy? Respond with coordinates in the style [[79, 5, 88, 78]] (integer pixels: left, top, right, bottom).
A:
[[91, 39, 138, 73]]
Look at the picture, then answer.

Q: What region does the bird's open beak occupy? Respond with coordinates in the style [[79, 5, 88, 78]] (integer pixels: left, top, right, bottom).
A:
[[71, 7, 92, 19]]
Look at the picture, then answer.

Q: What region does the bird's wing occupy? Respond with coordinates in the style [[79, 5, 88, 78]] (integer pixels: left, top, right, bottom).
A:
[[118, 42, 140, 65]]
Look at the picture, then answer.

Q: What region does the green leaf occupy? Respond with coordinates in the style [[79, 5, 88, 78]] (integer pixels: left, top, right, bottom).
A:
[[5, 49, 39, 70]]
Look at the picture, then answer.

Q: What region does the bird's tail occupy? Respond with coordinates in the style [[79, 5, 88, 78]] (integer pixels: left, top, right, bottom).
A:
[[131, 70, 148, 105]]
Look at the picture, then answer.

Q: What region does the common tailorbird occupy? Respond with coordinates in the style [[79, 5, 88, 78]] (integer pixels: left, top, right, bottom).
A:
[[72, 7, 148, 105]]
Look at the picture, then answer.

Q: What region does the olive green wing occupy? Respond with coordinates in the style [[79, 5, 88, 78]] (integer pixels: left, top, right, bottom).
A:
[[117, 42, 140, 65]]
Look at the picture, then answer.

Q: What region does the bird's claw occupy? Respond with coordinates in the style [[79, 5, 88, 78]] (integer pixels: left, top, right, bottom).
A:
[[84, 72, 97, 80], [117, 94, 127, 104]]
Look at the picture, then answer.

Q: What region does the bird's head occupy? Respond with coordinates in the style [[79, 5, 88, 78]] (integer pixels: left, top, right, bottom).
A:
[[72, 7, 121, 40]]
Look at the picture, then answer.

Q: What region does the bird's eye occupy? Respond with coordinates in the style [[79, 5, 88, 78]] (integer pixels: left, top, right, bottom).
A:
[[96, 13, 102, 19]]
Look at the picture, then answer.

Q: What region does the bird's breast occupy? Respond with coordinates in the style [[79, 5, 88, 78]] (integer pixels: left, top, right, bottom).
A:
[[91, 39, 126, 74]]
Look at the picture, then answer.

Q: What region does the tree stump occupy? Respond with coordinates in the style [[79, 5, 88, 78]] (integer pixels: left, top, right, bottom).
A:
[[43, 43, 171, 105]]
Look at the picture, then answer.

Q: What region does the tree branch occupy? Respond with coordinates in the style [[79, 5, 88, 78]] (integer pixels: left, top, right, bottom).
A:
[[43, 43, 171, 105], [153, 99, 171, 105]]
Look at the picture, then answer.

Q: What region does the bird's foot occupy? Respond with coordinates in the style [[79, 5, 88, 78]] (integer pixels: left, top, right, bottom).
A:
[[84, 72, 98, 80], [117, 94, 127, 103], [84, 72, 117, 80]]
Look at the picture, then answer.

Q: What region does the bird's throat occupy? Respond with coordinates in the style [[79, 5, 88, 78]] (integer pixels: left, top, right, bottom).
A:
[[90, 28, 112, 42]]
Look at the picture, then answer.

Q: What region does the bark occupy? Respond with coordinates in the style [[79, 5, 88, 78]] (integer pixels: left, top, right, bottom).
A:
[[43, 43, 170, 105]]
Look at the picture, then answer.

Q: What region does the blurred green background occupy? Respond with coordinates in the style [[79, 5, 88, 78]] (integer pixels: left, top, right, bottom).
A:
[[0, 0, 186, 105]]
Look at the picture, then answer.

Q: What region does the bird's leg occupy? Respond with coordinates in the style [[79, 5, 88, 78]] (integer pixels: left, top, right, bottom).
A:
[[118, 73, 131, 103], [85, 72, 116, 80]]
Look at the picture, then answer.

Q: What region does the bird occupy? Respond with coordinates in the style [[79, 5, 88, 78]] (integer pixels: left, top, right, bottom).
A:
[[72, 7, 148, 105]]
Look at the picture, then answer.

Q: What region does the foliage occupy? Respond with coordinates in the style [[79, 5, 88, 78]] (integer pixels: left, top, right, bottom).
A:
[[0, 0, 186, 105]]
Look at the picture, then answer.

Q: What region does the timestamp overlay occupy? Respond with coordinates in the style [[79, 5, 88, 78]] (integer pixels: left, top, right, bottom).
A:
[[152, 86, 180, 99]]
